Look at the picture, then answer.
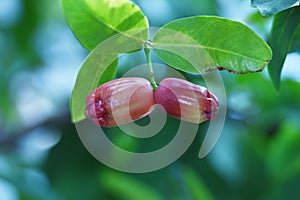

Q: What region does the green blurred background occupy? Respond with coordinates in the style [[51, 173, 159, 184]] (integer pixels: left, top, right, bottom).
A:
[[0, 0, 300, 199]]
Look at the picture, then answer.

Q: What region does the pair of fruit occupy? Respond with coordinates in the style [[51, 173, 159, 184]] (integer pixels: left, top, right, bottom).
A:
[[85, 77, 219, 127]]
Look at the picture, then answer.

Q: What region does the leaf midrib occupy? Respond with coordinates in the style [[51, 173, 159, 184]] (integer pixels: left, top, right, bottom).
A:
[[151, 42, 270, 64]]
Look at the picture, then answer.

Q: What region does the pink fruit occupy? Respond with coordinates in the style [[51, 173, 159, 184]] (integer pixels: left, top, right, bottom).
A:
[[155, 78, 219, 123], [85, 77, 155, 127]]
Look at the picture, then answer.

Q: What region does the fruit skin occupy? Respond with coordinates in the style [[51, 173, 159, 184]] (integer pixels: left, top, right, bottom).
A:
[[155, 78, 219, 124], [85, 77, 155, 127]]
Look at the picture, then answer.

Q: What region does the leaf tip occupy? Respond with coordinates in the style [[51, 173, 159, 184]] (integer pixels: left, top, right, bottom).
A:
[[268, 65, 281, 91]]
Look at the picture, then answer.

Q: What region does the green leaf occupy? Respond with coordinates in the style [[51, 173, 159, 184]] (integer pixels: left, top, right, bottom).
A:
[[267, 120, 300, 182], [70, 26, 149, 123], [267, 6, 300, 89], [182, 166, 214, 200], [152, 16, 272, 74], [290, 25, 300, 53], [100, 170, 164, 200], [61, 0, 149, 50], [251, 0, 300, 16], [70, 51, 118, 123]]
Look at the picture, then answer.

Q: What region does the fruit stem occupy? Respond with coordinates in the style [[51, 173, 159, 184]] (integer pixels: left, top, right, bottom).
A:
[[144, 42, 158, 90]]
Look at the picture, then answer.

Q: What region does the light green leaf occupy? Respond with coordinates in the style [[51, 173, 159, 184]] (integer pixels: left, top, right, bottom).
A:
[[61, 0, 149, 50], [251, 0, 300, 16], [152, 16, 272, 74], [100, 170, 164, 200], [70, 51, 117, 123], [70, 25, 149, 123], [267, 6, 300, 89]]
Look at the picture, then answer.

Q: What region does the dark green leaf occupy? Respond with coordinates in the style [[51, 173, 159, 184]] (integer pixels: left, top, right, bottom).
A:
[[267, 120, 300, 182], [290, 25, 300, 53], [267, 6, 300, 89], [61, 0, 149, 50], [152, 16, 272, 74], [251, 0, 300, 16], [182, 166, 214, 200]]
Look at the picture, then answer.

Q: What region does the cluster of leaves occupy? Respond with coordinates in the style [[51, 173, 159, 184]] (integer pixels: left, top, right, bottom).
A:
[[61, 0, 273, 123], [58, 2, 300, 199], [251, 0, 300, 89]]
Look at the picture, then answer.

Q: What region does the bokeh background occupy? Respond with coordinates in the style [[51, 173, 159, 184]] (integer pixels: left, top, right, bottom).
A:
[[0, 0, 300, 199]]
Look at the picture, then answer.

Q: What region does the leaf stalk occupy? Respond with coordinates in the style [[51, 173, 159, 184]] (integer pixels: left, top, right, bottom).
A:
[[144, 41, 158, 90]]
